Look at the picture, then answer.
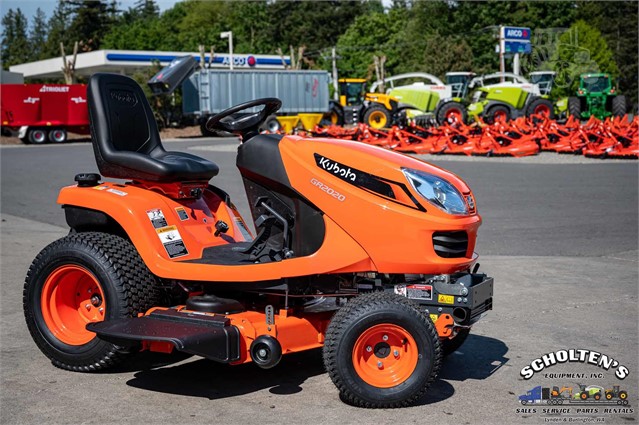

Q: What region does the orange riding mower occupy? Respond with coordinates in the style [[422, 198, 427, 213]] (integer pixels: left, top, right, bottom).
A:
[[23, 74, 493, 408]]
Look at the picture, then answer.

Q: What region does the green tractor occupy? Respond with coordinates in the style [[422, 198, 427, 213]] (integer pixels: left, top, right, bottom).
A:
[[467, 72, 555, 123], [568, 73, 627, 120]]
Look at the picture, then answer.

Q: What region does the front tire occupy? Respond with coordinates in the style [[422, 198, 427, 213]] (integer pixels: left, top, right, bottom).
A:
[[437, 101, 467, 125], [526, 98, 555, 119], [323, 292, 442, 408], [363, 105, 392, 129], [486, 105, 510, 123], [24, 232, 160, 372]]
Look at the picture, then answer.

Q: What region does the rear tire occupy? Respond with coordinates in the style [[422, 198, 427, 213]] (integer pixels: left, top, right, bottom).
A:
[[48, 128, 68, 143], [612, 95, 627, 117], [323, 292, 442, 408], [437, 101, 468, 125], [24, 232, 160, 372], [363, 105, 392, 129], [28, 128, 48, 144], [568, 97, 581, 119]]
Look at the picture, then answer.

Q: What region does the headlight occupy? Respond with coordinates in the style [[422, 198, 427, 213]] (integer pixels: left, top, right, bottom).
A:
[[402, 168, 468, 215]]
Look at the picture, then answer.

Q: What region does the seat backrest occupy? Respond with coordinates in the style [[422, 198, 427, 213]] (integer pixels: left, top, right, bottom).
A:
[[87, 73, 163, 176]]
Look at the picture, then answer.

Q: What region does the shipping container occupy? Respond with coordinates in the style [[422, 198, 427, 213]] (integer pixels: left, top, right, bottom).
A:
[[182, 69, 330, 116]]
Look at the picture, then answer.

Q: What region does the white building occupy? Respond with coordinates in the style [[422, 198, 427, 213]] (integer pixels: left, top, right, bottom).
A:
[[9, 50, 291, 80]]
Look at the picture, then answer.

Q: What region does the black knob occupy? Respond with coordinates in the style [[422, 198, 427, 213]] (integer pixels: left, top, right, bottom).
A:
[[214, 220, 229, 237], [74, 173, 101, 187]]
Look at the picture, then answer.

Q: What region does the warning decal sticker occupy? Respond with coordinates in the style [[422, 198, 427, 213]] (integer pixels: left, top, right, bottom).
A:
[[146, 208, 168, 228], [106, 188, 127, 196], [156, 225, 188, 259], [394, 284, 433, 300], [175, 207, 189, 221]]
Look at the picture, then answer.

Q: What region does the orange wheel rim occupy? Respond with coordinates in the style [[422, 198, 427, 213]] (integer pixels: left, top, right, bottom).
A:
[[41, 265, 106, 345], [494, 111, 507, 122], [446, 109, 462, 121], [535, 105, 550, 116], [352, 323, 418, 388]]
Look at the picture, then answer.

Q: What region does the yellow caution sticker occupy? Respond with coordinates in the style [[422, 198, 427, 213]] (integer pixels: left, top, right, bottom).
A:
[[429, 314, 439, 323], [438, 294, 455, 305]]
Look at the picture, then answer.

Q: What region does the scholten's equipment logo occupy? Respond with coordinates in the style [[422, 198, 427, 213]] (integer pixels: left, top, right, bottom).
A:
[[520, 349, 629, 380], [109, 90, 137, 106], [314, 154, 357, 182]]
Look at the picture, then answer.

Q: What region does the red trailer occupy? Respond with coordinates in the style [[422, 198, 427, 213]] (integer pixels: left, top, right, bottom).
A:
[[1, 84, 89, 143]]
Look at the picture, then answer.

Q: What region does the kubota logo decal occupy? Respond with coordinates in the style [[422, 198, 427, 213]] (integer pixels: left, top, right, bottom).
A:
[[23, 97, 39, 104], [315, 154, 357, 182], [71, 97, 86, 104]]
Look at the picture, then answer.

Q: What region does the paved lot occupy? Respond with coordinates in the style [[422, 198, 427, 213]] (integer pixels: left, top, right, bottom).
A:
[[1, 139, 637, 424]]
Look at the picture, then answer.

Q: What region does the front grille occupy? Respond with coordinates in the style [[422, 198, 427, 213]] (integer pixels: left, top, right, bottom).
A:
[[433, 231, 468, 258]]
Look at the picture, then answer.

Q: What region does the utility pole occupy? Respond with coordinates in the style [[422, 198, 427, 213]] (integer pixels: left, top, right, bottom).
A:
[[220, 31, 233, 70], [499, 26, 505, 82], [331, 47, 339, 101]]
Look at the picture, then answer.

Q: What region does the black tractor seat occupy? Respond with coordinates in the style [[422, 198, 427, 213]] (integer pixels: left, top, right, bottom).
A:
[[88, 73, 219, 182]]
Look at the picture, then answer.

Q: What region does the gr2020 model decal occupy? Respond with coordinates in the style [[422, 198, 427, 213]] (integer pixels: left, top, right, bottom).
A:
[[310, 178, 346, 201], [313, 153, 425, 211]]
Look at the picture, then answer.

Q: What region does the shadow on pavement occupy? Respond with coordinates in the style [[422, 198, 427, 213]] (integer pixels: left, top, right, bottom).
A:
[[439, 334, 510, 381], [126, 348, 326, 400], [125, 334, 507, 403]]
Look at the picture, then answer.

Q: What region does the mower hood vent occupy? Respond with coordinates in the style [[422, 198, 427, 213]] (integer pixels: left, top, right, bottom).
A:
[[432, 231, 468, 258]]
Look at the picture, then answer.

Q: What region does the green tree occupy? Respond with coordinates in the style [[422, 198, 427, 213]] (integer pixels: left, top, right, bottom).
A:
[[575, 1, 637, 105], [42, 1, 73, 59], [549, 20, 618, 97], [66, 0, 118, 52], [335, 8, 409, 79], [29, 8, 48, 61], [266, 1, 369, 55], [135, 0, 159, 19], [1, 8, 30, 68], [395, 33, 474, 79]]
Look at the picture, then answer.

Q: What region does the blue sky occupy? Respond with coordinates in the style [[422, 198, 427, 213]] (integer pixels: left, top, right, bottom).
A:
[[1, 0, 180, 23]]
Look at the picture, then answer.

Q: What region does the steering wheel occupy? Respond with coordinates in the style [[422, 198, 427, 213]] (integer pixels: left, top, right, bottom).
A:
[[205, 97, 282, 140]]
